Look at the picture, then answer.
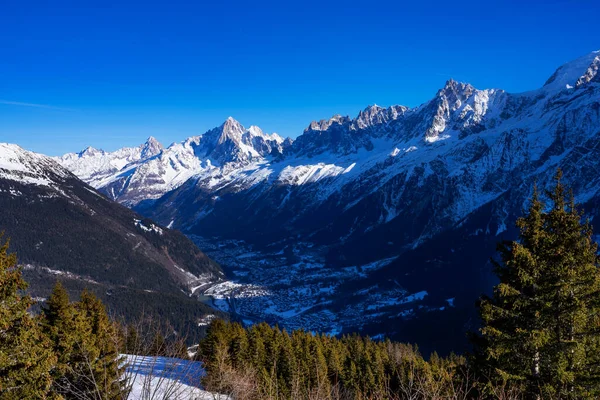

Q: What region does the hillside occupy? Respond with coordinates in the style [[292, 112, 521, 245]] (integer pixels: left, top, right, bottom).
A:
[[58, 50, 600, 353], [0, 143, 225, 336]]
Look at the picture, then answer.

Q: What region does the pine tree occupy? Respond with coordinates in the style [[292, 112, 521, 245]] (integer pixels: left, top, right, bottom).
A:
[[0, 235, 56, 399], [42, 284, 125, 399], [42, 281, 90, 396], [76, 290, 125, 399], [476, 171, 600, 398], [124, 324, 140, 354], [148, 331, 167, 357]]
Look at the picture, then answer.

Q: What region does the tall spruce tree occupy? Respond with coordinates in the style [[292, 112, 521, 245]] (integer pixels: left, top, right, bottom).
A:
[[42, 282, 90, 397], [0, 235, 56, 399], [476, 171, 600, 399], [42, 284, 125, 399], [76, 290, 125, 398]]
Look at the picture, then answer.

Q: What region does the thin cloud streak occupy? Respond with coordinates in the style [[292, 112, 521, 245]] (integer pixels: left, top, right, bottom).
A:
[[0, 99, 75, 111]]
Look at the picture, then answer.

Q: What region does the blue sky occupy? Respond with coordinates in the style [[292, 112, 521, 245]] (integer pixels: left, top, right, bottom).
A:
[[1, 0, 598, 155]]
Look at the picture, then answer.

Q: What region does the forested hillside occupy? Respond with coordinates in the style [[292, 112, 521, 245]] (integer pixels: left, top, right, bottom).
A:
[[0, 143, 225, 336], [3, 176, 600, 399]]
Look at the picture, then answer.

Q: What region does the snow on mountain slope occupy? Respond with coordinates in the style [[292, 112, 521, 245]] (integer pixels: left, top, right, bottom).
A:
[[127, 51, 600, 245], [1, 143, 74, 188], [57, 52, 600, 241], [57, 120, 288, 205], [48, 50, 600, 351], [544, 50, 600, 91], [124, 355, 228, 400]]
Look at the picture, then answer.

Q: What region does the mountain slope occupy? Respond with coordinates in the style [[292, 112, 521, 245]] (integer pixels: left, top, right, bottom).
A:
[[59, 50, 600, 352], [137, 51, 599, 246], [0, 143, 224, 336], [57, 121, 287, 206]]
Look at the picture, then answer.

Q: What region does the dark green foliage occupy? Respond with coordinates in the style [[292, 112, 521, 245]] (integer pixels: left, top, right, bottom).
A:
[[197, 320, 471, 399], [0, 176, 222, 337], [76, 290, 126, 398], [41, 283, 125, 399], [124, 324, 140, 355], [0, 235, 56, 399], [148, 332, 168, 357], [475, 171, 600, 398]]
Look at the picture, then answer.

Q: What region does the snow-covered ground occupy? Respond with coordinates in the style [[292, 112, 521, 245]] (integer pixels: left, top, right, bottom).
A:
[[124, 355, 229, 400]]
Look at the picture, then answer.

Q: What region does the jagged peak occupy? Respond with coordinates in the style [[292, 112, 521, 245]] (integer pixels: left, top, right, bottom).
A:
[[544, 50, 600, 92], [353, 104, 407, 130], [305, 114, 351, 132], [144, 136, 161, 145], [78, 146, 104, 157], [364, 104, 383, 112], [210, 117, 246, 145], [222, 116, 243, 128], [444, 78, 458, 87], [270, 132, 285, 143], [247, 125, 265, 137], [140, 136, 164, 158], [438, 79, 475, 95]]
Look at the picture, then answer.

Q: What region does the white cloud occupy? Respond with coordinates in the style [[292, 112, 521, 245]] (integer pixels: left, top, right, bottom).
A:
[[0, 99, 74, 111]]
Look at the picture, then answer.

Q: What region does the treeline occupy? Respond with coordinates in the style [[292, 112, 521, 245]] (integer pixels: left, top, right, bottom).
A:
[[0, 234, 190, 399], [198, 320, 477, 399], [195, 172, 600, 399], [3, 171, 600, 399], [0, 232, 126, 399]]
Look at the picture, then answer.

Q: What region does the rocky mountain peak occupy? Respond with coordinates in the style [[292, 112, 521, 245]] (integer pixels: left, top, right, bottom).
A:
[[544, 50, 600, 92], [140, 136, 164, 159], [576, 54, 600, 87], [247, 125, 265, 137], [437, 80, 475, 101], [79, 146, 104, 157], [354, 104, 408, 130], [305, 114, 351, 133], [216, 117, 245, 145]]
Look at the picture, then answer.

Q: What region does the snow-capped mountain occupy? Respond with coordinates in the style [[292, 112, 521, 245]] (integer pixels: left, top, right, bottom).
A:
[[58, 50, 600, 351], [57, 119, 287, 205], [123, 51, 600, 242], [0, 143, 223, 336], [1, 143, 76, 189]]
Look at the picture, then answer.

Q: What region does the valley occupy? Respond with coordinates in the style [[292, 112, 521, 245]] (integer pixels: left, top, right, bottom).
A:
[[2, 49, 599, 353], [190, 235, 457, 343]]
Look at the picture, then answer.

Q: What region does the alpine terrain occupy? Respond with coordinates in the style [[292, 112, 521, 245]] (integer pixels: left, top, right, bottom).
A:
[[58, 50, 600, 353], [0, 143, 225, 336]]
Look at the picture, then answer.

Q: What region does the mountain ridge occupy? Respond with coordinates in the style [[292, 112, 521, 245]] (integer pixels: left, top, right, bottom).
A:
[[58, 50, 599, 208], [50, 50, 600, 350], [0, 143, 225, 337]]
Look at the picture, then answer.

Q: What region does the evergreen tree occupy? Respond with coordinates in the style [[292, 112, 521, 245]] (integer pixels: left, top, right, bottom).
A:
[[0, 235, 56, 399], [42, 282, 90, 397], [76, 290, 125, 398], [476, 171, 600, 398], [124, 324, 140, 354], [42, 284, 125, 399], [148, 332, 167, 357]]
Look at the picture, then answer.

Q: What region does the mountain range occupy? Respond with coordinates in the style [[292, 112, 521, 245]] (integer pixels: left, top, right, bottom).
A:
[[8, 49, 600, 353], [0, 143, 225, 338]]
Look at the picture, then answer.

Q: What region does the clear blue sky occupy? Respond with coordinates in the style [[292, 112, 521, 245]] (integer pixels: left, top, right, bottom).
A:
[[1, 0, 598, 155]]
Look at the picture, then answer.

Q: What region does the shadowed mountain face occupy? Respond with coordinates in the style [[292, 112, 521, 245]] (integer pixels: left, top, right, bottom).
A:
[[132, 52, 600, 249], [0, 143, 225, 338], [58, 51, 600, 353]]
